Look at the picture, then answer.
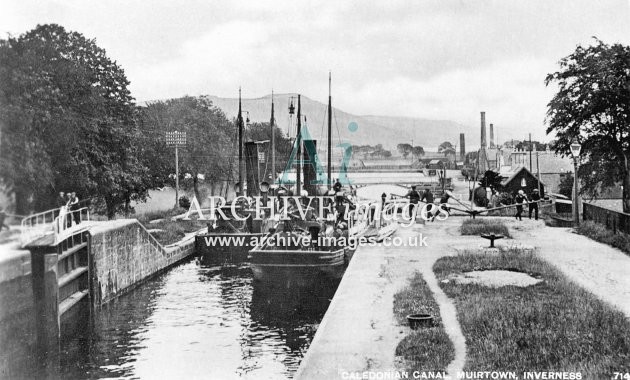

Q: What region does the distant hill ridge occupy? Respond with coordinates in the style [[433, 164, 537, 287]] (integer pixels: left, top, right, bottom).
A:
[[154, 94, 478, 151]]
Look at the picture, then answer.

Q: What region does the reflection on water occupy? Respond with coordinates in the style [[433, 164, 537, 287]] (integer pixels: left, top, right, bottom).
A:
[[58, 258, 340, 379]]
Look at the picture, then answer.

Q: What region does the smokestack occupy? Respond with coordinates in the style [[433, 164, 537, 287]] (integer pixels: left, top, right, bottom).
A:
[[480, 112, 487, 148], [460, 133, 466, 161], [489, 123, 494, 148]]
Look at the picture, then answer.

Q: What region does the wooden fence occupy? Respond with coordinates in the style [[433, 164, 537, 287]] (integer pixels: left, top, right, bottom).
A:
[[583, 203, 630, 235]]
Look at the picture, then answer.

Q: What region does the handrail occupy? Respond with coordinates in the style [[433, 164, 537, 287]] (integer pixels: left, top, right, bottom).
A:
[[21, 206, 91, 246], [20, 207, 62, 246], [21, 207, 60, 228], [53, 207, 90, 244]]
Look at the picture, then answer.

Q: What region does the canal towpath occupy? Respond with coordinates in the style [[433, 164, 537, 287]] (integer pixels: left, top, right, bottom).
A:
[[296, 216, 630, 379]]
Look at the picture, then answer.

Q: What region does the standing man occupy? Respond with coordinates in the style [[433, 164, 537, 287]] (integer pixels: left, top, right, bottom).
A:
[[69, 192, 80, 225], [529, 189, 541, 220], [421, 188, 435, 220], [514, 190, 528, 221], [404, 185, 421, 221]]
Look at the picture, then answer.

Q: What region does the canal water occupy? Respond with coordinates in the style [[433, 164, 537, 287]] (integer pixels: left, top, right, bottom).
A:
[[58, 258, 341, 379]]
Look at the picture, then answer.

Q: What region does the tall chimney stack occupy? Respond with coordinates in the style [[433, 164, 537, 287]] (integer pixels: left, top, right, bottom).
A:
[[489, 123, 495, 148], [460, 133, 466, 161], [480, 112, 487, 148]]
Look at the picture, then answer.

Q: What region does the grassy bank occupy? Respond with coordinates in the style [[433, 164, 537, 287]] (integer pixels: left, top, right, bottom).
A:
[[393, 272, 454, 372], [138, 208, 206, 245], [434, 250, 630, 375], [577, 220, 630, 256], [460, 218, 511, 237]]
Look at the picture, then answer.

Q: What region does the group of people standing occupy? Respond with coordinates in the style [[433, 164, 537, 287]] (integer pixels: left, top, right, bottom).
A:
[[56, 191, 82, 226], [514, 188, 541, 221], [404, 186, 450, 222]]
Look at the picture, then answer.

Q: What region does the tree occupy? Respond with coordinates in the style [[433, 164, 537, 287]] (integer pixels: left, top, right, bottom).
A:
[[397, 143, 412, 158], [479, 170, 503, 192], [246, 121, 293, 180], [0, 24, 149, 217], [545, 38, 630, 212], [411, 146, 425, 158], [438, 141, 456, 157], [139, 96, 234, 201], [352, 144, 391, 159]]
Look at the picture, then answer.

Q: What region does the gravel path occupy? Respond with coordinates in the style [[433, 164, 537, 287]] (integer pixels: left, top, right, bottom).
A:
[[512, 224, 630, 318]]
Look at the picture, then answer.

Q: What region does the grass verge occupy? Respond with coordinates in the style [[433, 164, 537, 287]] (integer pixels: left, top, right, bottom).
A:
[[460, 218, 511, 237], [137, 208, 205, 245], [434, 249, 630, 375], [394, 272, 455, 372], [137, 207, 185, 224], [577, 220, 630, 256]]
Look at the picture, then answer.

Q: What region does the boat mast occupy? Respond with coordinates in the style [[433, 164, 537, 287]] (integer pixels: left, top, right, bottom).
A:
[[327, 72, 332, 189], [237, 88, 244, 196], [296, 94, 302, 195], [270, 90, 276, 185]]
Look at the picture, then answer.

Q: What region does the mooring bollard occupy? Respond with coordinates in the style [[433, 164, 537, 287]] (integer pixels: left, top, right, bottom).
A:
[[480, 233, 504, 248]]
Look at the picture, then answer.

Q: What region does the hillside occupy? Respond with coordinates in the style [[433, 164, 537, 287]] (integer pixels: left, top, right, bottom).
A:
[[206, 94, 476, 152]]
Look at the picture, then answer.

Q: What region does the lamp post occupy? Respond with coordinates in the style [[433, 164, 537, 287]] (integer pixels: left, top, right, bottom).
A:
[[570, 140, 582, 226], [166, 131, 187, 207]]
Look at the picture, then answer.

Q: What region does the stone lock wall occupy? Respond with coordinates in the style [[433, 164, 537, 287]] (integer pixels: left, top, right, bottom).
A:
[[89, 220, 195, 306]]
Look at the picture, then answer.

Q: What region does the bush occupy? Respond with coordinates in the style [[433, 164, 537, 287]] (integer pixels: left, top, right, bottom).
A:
[[577, 221, 630, 255], [178, 195, 191, 209], [460, 218, 511, 237]]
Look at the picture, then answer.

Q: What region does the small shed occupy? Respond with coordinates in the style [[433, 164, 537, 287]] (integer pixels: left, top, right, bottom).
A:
[[500, 166, 545, 197], [427, 159, 448, 169]]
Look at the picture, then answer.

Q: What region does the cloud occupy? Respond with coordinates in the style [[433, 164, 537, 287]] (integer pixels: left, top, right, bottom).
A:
[[2, 0, 630, 142]]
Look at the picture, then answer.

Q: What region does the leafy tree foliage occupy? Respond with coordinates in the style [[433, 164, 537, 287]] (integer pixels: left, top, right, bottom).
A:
[[138, 96, 234, 201], [245, 121, 293, 181], [545, 38, 630, 211], [397, 143, 412, 158], [411, 146, 425, 158], [352, 144, 392, 159], [438, 141, 456, 156], [479, 170, 503, 192], [0, 24, 149, 217]]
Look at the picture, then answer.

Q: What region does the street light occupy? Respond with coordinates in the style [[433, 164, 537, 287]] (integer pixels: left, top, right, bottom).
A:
[[166, 131, 187, 207], [570, 140, 582, 226]]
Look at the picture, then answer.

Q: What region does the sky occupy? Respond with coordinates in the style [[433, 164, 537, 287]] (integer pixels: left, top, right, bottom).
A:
[[2, 0, 630, 142]]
